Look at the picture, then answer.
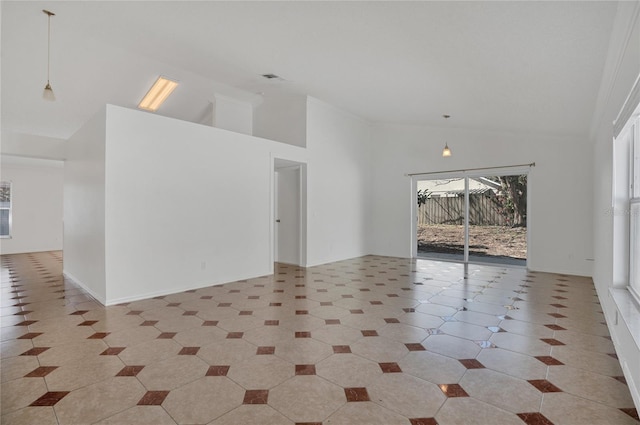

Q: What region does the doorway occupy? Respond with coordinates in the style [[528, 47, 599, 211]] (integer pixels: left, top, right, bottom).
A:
[[413, 167, 530, 267], [273, 159, 307, 267]]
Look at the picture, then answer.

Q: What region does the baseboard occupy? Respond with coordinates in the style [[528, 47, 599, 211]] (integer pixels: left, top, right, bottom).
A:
[[62, 270, 106, 305]]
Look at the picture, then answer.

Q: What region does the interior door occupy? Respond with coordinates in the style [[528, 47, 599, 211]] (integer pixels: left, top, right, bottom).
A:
[[275, 166, 300, 265]]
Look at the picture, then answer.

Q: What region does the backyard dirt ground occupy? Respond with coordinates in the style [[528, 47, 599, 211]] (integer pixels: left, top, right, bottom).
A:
[[417, 224, 527, 259]]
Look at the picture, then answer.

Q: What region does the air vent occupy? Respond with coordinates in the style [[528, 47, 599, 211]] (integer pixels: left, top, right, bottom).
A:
[[261, 73, 280, 79]]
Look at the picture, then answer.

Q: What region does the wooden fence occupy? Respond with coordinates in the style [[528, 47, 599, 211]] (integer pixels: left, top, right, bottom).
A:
[[418, 193, 508, 226]]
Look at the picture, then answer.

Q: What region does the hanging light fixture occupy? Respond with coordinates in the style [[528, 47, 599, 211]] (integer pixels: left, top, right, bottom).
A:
[[442, 114, 452, 157], [43, 10, 55, 101]]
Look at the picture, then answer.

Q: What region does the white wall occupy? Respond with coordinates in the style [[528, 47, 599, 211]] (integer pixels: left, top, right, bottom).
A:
[[1, 133, 67, 161], [212, 93, 254, 135], [0, 157, 63, 255], [63, 107, 107, 303], [305, 97, 372, 266], [369, 123, 594, 276], [591, 2, 640, 410], [103, 105, 306, 304], [253, 93, 307, 148]]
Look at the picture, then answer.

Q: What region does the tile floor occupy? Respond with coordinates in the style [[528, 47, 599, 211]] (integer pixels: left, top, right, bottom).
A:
[[1, 251, 638, 425]]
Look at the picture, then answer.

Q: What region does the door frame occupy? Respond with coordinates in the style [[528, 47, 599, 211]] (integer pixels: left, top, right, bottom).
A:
[[271, 157, 307, 268]]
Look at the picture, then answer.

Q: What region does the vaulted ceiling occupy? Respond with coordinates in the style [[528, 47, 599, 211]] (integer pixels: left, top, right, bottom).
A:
[[1, 1, 618, 145]]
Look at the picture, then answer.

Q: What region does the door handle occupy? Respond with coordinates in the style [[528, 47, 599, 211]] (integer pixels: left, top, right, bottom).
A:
[[276, 219, 281, 223]]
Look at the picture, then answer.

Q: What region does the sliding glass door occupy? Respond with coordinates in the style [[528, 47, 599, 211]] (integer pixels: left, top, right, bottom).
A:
[[414, 170, 528, 266]]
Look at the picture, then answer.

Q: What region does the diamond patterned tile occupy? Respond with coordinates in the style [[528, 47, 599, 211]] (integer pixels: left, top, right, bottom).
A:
[[344, 387, 370, 402], [137, 390, 170, 405], [1, 252, 636, 425], [29, 391, 69, 406]]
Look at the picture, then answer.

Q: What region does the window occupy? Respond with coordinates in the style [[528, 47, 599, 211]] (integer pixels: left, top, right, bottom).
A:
[[0, 182, 11, 238]]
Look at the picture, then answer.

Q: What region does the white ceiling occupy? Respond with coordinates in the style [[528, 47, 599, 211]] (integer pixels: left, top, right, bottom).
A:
[[1, 1, 618, 144]]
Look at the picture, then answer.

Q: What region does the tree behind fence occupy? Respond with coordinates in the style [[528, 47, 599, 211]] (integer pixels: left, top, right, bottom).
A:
[[418, 193, 508, 226]]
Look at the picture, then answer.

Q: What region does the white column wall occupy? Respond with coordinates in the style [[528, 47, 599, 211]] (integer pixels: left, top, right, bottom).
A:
[[103, 105, 306, 304], [370, 123, 594, 277], [305, 97, 372, 266], [0, 157, 63, 255], [63, 107, 107, 303]]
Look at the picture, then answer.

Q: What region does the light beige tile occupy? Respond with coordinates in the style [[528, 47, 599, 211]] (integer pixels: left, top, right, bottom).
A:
[[459, 369, 542, 414], [316, 353, 382, 387], [0, 406, 58, 425], [268, 375, 345, 423], [368, 373, 446, 417], [324, 402, 408, 425], [208, 404, 293, 425], [163, 377, 244, 424], [399, 350, 467, 384], [435, 396, 524, 425], [541, 392, 639, 425]]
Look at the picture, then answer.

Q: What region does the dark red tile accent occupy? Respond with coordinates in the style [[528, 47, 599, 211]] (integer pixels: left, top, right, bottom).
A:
[[540, 338, 565, 346], [257, 346, 275, 355], [295, 331, 311, 338], [317, 289, 328, 293], [621, 408, 639, 420], [218, 302, 232, 307], [206, 365, 230, 376], [549, 304, 567, 308], [14, 320, 38, 326], [201, 296, 214, 300], [20, 347, 50, 356], [157, 332, 177, 339], [405, 343, 426, 351], [178, 347, 200, 355], [552, 296, 568, 300], [350, 309, 364, 314], [30, 391, 69, 406], [126, 310, 143, 315], [516, 412, 555, 425], [202, 321, 218, 326], [439, 384, 469, 397], [248, 295, 260, 299], [270, 302, 282, 307], [344, 387, 370, 402], [459, 359, 485, 369], [295, 364, 317, 375], [239, 311, 253, 316], [138, 390, 170, 406], [273, 289, 285, 293], [403, 308, 416, 313], [325, 319, 341, 325], [25, 366, 58, 377], [295, 295, 307, 299], [320, 302, 333, 306], [167, 303, 181, 307], [333, 345, 352, 354], [295, 422, 323, 425], [13, 303, 30, 307], [101, 347, 125, 355], [116, 366, 144, 376], [528, 379, 563, 393], [13, 311, 33, 316], [361, 330, 378, 337], [534, 356, 564, 366], [379, 362, 402, 373], [296, 310, 309, 315], [243, 389, 269, 404], [77, 320, 98, 326], [140, 321, 158, 326], [370, 301, 383, 305], [87, 332, 110, 339], [342, 295, 354, 299], [547, 313, 566, 318], [183, 311, 198, 316], [544, 324, 566, 331], [613, 376, 627, 385], [227, 332, 244, 339], [17, 332, 43, 339], [409, 419, 438, 425], [387, 294, 399, 297], [384, 318, 400, 323]]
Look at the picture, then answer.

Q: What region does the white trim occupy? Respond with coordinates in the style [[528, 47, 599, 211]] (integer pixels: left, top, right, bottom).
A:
[[614, 73, 640, 139], [63, 271, 106, 305]]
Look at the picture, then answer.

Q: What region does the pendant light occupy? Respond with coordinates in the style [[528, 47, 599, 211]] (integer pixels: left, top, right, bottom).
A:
[[442, 114, 452, 157], [43, 10, 55, 101]]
